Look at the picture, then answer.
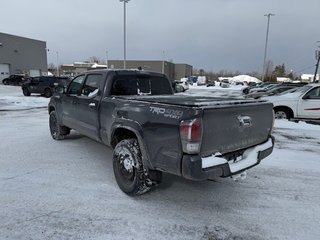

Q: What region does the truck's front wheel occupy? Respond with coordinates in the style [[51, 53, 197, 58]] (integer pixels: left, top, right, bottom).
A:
[[49, 111, 70, 140], [113, 139, 151, 195]]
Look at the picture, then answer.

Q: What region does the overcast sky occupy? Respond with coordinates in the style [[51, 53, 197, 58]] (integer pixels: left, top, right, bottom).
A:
[[1, 0, 319, 74]]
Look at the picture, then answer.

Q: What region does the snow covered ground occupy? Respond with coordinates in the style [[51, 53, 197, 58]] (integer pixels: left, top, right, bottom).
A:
[[0, 85, 49, 111], [1, 85, 320, 240]]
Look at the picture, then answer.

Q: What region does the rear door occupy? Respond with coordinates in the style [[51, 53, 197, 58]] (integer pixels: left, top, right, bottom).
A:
[[38, 77, 51, 93], [297, 86, 320, 119], [28, 77, 40, 93]]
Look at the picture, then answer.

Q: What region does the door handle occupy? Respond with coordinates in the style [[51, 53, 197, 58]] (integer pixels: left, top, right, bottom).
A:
[[89, 102, 96, 108]]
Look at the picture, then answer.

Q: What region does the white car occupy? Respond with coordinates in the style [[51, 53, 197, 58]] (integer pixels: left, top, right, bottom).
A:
[[196, 76, 206, 86], [174, 80, 189, 91], [262, 84, 320, 121]]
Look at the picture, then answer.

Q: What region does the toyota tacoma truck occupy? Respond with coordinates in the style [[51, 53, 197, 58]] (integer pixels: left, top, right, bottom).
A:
[[48, 70, 274, 195], [262, 84, 320, 122]]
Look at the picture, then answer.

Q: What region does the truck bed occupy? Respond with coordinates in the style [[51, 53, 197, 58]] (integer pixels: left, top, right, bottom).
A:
[[115, 94, 274, 156], [117, 95, 266, 108]]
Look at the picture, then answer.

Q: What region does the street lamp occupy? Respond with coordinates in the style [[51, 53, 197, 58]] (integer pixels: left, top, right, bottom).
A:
[[313, 41, 320, 82], [162, 50, 165, 74], [262, 13, 275, 82], [119, 0, 130, 69], [56, 51, 60, 76], [106, 50, 109, 67]]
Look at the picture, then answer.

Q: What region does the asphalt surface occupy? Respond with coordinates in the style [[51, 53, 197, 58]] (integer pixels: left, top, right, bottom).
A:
[[0, 108, 320, 240]]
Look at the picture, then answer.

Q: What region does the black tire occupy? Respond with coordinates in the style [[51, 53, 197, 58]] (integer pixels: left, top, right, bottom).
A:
[[2, 80, 8, 85], [274, 108, 291, 120], [49, 111, 70, 140], [113, 139, 152, 195], [22, 88, 31, 96], [44, 88, 52, 98]]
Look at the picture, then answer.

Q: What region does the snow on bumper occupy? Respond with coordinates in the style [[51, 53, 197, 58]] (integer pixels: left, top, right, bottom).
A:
[[202, 138, 273, 173], [181, 137, 274, 180]]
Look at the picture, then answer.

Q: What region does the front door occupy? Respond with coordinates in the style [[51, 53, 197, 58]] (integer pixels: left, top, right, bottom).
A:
[[297, 86, 320, 119], [71, 73, 103, 140], [61, 75, 86, 129]]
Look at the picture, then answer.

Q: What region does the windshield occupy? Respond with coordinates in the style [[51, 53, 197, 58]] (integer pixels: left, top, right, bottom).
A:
[[279, 85, 313, 96], [279, 87, 299, 95], [295, 85, 313, 93]]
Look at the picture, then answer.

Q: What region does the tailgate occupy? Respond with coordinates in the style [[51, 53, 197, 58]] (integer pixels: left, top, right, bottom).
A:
[[200, 102, 273, 156]]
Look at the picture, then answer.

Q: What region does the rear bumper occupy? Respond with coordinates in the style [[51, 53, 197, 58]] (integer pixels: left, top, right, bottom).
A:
[[181, 136, 275, 181]]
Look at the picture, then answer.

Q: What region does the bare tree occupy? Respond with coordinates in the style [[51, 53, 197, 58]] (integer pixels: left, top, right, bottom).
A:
[[48, 63, 56, 71], [87, 56, 103, 64]]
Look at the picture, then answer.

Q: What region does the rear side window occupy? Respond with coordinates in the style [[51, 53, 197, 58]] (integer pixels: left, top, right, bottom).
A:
[[68, 75, 85, 95], [32, 77, 40, 82], [111, 76, 173, 96], [41, 77, 53, 83]]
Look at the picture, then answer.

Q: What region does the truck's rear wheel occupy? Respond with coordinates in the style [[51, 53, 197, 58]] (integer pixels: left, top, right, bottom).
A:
[[113, 139, 151, 195], [49, 111, 70, 140]]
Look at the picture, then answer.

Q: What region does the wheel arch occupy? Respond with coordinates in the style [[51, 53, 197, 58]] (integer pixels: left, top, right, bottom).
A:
[[273, 105, 294, 119], [48, 105, 55, 114], [111, 124, 153, 170]]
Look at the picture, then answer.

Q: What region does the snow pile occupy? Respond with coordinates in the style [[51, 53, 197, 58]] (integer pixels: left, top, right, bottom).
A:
[[229, 75, 261, 83], [0, 85, 49, 110], [185, 84, 246, 98]]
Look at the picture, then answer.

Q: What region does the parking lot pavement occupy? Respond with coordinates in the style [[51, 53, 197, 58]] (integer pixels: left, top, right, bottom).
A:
[[1, 108, 320, 240]]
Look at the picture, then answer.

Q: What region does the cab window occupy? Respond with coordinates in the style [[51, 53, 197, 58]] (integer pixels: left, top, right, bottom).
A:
[[82, 74, 102, 97], [305, 87, 320, 99], [68, 75, 85, 95]]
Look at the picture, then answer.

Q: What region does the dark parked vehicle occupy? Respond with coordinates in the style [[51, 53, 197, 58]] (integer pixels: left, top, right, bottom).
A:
[[2, 74, 26, 85], [48, 70, 274, 195], [22, 76, 70, 98]]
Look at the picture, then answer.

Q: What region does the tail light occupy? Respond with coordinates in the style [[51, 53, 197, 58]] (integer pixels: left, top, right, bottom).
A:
[[180, 118, 203, 154]]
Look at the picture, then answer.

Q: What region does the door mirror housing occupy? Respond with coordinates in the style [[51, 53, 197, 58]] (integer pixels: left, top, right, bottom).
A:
[[55, 85, 66, 94]]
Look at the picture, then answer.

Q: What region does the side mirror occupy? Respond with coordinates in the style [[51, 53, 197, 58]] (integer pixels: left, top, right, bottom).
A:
[[55, 85, 66, 94]]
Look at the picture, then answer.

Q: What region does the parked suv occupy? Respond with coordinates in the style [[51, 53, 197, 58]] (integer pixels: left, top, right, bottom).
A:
[[2, 74, 26, 85], [21, 76, 70, 98]]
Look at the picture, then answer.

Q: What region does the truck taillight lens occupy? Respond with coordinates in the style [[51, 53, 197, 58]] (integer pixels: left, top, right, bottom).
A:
[[180, 118, 203, 154]]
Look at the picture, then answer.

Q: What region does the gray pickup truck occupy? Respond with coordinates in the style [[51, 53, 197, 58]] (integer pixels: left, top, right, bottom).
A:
[[48, 69, 274, 195]]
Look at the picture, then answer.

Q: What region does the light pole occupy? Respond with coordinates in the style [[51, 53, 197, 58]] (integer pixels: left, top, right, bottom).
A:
[[56, 51, 60, 76], [314, 42, 320, 82], [162, 50, 165, 74], [106, 50, 109, 67], [262, 13, 275, 82], [119, 0, 130, 69]]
